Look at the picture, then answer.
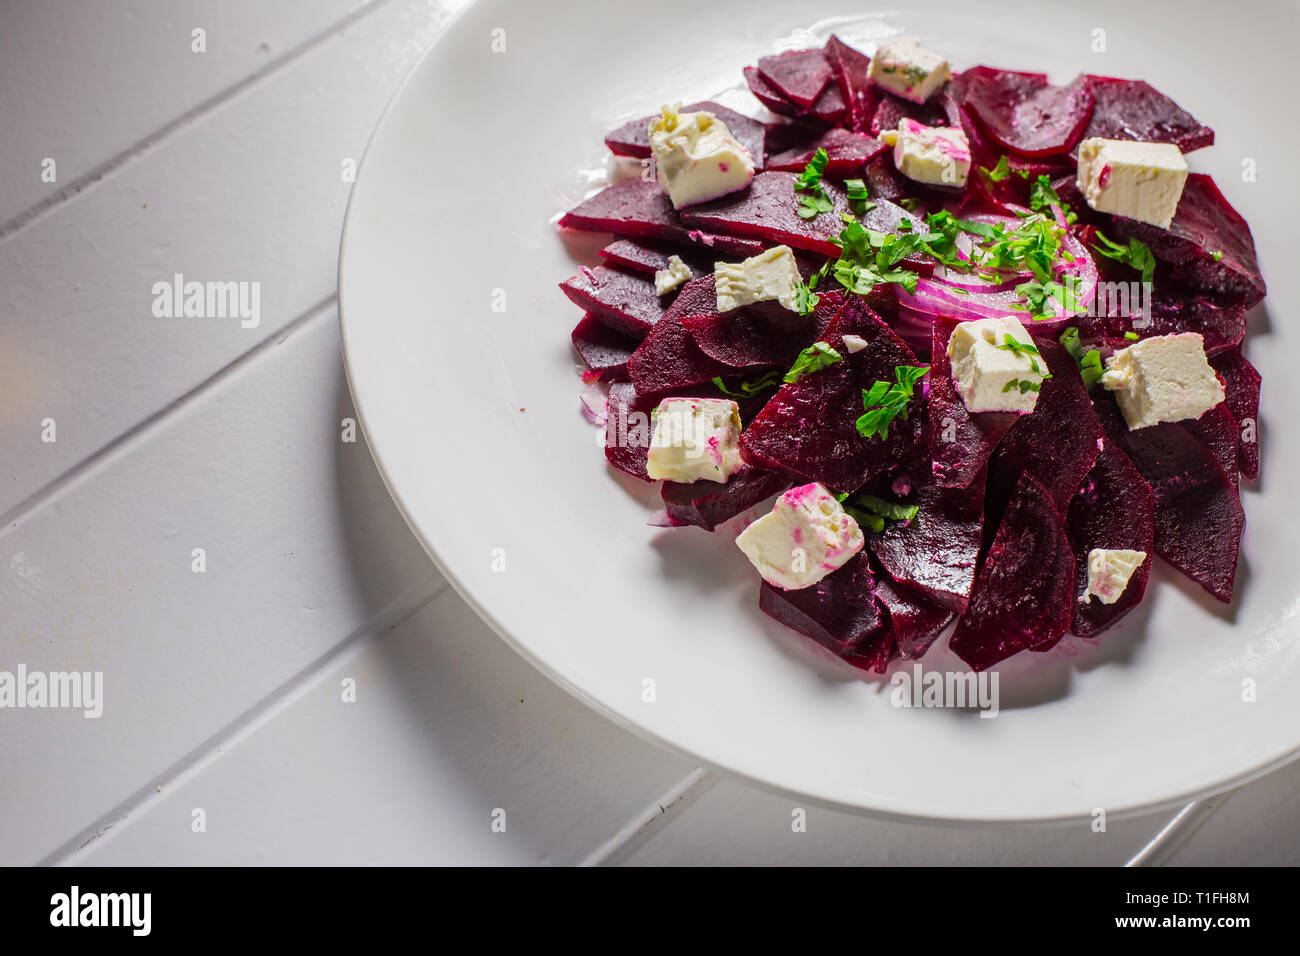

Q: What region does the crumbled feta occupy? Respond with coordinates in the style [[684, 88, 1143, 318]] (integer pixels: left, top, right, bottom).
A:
[[654, 254, 692, 295], [842, 334, 868, 353], [735, 483, 864, 590], [1099, 332, 1225, 429], [887, 118, 970, 188], [1082, 548, 1148, 604], [1076, 137, 1188, 229], [648, 104, 755, 209], [714, 245, 801, 313], [646, 397, 743, 483], [946, 316, 1046, 414], [867, 37, 950, 103]]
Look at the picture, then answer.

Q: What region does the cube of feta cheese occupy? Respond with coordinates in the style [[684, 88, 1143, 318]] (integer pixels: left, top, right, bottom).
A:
[[714, 245, 802, 313], [946, 316, 1047, 414], [654, 254, 692, 295], [735, 483, 864, 590], [646, 397, 743, 483], [1099, 332, 1225, 429], [868, 37, 951, 103], [841, 334, 868, 353], [648, 105, 755, 209], [887, 118, 971, 188], [1082, 548, 1148, 604], [1076, 137, 1188, 229]]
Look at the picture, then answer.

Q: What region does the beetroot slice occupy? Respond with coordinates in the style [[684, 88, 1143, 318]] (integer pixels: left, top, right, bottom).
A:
[[758, 552, 895, 674], [949, 472, 1077, 671], [739, 296, 926, 495], [1106, 174, 1266, 309], [745, 66, 800, 117], [572, 314, 637, 381], [869, 92, 949, 138], [1183, 403, 1240, 495], [681, 288, 843, 370], [1210, 351, 1261, 480], [765, 127, 887, 174], [604, 382, 654, 480], [988, 339, 1105, 517], [680, 172, 921, 258], [662, 465, 789, 532], [597, 238, 711, 278], [1067, 438, 1155, 638], [757, 49, 832, 109], [603, 101, 765, 167], [626, 276, 731, 396], [1097, 397, 1245, 603], [1074, 76, 1214, 157], [559, 178, 765, 258], [928, 316, 1018, 489], [824, 35, 879, 134], [560, 265, 666, 338], [871, 565, 954, 661], [963, 70, 1095, 158], [861, 151, 911, 202], [868, 462, 987, 612], [1070, 283, 1246, 357]]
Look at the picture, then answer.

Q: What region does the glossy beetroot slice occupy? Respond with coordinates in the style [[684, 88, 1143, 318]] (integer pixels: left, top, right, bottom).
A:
[[1069, 274, 1247, 357], [681, 289, 843, 370], [824, 35, 878, 134], [604, 382, 654, 480], [560, 265, 666, 338], [1067, 438, 1155, 638], [1074, 76, 1214, 157], [765, 127, 887, 174], [603, 101, 765, 166], [597, 238, 711, 278], [757, 49, 833, 109], [1183, 403, 1240, 495], [758, 551, 895, 674], [745, 66, 800, 117], [949, 472, 1077, 671], [928, 316, 1017, 489], [1210, 351, 1261, 480], [572, 314, 637, 381], [869, 92, 949, 138], [871, 565, 954, 661], [559, 177, 765, 258], [963, 70, 1095, 158], [739, 296, 926, 495], [662, 465, 789, 532], [626, 276, 731, 396]]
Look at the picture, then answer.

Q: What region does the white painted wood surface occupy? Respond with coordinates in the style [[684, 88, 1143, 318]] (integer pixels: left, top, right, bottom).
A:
[[1, 0, 1294, 866]]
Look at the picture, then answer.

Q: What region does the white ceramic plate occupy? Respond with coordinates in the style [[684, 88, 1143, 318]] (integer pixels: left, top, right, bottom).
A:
[[340, 0, 1300, 822]]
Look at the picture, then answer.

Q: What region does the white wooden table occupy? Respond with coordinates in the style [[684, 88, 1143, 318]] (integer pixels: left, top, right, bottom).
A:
[[1, 0, 1295, 867]]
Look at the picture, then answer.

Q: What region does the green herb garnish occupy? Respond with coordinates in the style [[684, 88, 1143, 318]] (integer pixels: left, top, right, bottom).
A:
[[793, 278, 820, 316], [995, 333, 1051, 376], [844, 177, 875, 214], [980, 155, 1011, 183], [1028, 174, 1077, 224], [711, 370, 783, 398], [1124, 331, 1139, 341], [797, 191, 835, 220], [794, 148, 835, 220], [843, 493, 921, 533], [784, 341, 843, 383], [856, 365, 929, 439], [1091, 230, 1156, 286], [793, 148, 829, 190], [1002, 378, 1042, 394], [1059, 326, 1105, 391]]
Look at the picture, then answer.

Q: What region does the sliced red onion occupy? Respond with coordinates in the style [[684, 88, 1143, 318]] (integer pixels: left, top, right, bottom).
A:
[[579, 382, 608, 426]]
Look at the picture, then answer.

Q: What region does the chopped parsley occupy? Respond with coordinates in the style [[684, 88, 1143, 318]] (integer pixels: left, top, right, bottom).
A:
[[711, 370, 783, 397], [784, 341, 843, 383], [980, 155, 1011, 183], [1211, 250, 1223, 261], [1028, 174, 1076, 223], [994, 333, 1050, 377], [1059, 326, 1105, 391], [827, 221, 921, 295], [797, 192, 835, 219], [793, 148, 829, 190], [1091, 230, 1156, 285], [844, 177, 875, 214], [794, 148, 834, 220], [1124, 331, 1139, 341], [856, 364, 929, 439], [843, 494, 921, 533], [793, 278, 820, 315], [1002, 378, 1042, 394]]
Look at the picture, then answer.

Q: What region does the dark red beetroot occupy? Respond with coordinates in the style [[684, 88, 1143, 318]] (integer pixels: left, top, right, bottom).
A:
[[988, 339, 1105, 517], [869, 92, 949, 138], [1183, 403, 1240, 494], [868, 461, 987, 613], [627, 277, 732, 396], [745, 66, 800, 117], [928, 316, 1018, 490], [1106, 174, 1266, 308], [824, 35, 878, 134], [662, 465, 789, 532], [739, 296, 926, 495], [1073, 76, 1214, 157], [765, 127, 887, 174], [559, 177, 765, 258], [861, 151, 911, 202], [962, 70, 1094, 158], [758, 551, 896, 674], [757, 48, 832, 109], [597, 238, 711, 278], [871, 563, 954, 661], [560, 265, 666, 338], [572, 314, 637, 381], [1210, 351, 1261, 480], [1097, 397, 1245, 603], [603, 102, 766, 167], [1067, 438, 1155, 638], [1071, 283, 1246, 358], [949, 472, 1077, 671], [679, 172, 921, 258], [681, 289, 843, 370], [604, 382, 654, 480]]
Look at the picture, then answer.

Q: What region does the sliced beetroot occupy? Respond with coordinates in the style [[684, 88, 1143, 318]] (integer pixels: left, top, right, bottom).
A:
[[680, 171, 920, 257], [662, 465, 789, 532], [604, 382, 654, 480], [572, 314, 637, 381], [603, 101, 766, 167], [1067, 438, 1155, 638], [626, 276, 731, 395], [739, 296, 926, 495], [758, 49, 833, 109], [869, 92, 949, 138], [597, 238, 711, 278], [963, 70, 1094, 158], [824, 35, 879, 134], [988, 339, 1105, 516], [1098, 397, 1245, 603], [861, 151, 911, 202], [1074, 76, 1214, 157], [559, 177, 765, 257], [1210, 351, 1261, 479], [1106, 174, 1266, 308], [758, 551, 896, 674], [745, 66, 800, 117], [560, 265, 666, 338], [1071, 284, 1246, 357], [1184, 403, 1240, 494], [871, 565, 954, 661], [868, 462, 987, 612], [765, 127, 887, 174], [928, 316, 1018, 489], [949, 472, 1077, 670], [681, 289, 843, 370]]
